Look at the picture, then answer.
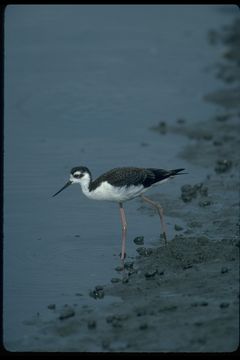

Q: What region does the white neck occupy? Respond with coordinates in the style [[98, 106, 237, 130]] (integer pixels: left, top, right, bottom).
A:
[[78, 173, 92, 199]]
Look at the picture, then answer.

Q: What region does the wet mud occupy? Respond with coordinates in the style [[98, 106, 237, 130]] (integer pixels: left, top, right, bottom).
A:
[[7, 16, 239, 353]]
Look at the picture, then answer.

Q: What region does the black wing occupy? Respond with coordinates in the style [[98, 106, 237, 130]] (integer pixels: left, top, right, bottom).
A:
[[90, 167, 184, 190], [145, 168, 185, 187], [90, 167, 148, 190]]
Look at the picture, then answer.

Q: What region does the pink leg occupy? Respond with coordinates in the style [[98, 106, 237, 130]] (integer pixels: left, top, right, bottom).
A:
[[119, 202, 127, 260], [141, 195, 167, 244]]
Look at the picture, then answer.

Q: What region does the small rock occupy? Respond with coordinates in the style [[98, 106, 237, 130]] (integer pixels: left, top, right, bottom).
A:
[[111, 278, 121, 283], [124, 261, 134, 270], [174, 224, 183, 231], [95, 285, 104, 291], [202, 133, 213, 140], [194, 321, 203, 326], [181, 184, 202, 202], [47, 304, 56, 310], [136, 247, 153, 257], [139, 323, 148, 330], [198, 200, 212, 207], [102, 339, 110, 349], [197, 236, 209, 245], [215, 159, 232, 173], [189, 221, 202, 228], [157, 121, 167, 134], [215, 114, 229, 122], [136, 309, 146, 316], [191, 301, 208, 307], [182, 264, 193, 270], [133, 236, 144, 245], [221, 267, 229, 274], [89, 286, 105, 299], [145, 269, 158, 278], [176, 118, 186, 124], [115, 266, 123, 272], [220, 302, 230, 309], [88, 319, 97, 329], [75, 293, 83, 296], [59, 306, 75, 320], [122, 276, 129, 284], [199, 186, 208, 197], [213, 140, 223, 146], [109, 340, 128, 351], [191, 302, 198, 307], [106, 316, 123, 328]]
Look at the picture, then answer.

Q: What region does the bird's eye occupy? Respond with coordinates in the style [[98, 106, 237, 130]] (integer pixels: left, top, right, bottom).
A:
[[73, 173, 83, 179]]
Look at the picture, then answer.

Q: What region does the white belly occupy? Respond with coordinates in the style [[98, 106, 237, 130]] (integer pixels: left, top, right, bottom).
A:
[[84, 181, 146, 202]]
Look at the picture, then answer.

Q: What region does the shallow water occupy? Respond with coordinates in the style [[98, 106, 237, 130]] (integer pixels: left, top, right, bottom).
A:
[[3, 4, 239, 347]]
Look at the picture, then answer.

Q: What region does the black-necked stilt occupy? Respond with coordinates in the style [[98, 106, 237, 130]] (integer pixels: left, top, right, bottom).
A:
[[53, 166, 185, 260]]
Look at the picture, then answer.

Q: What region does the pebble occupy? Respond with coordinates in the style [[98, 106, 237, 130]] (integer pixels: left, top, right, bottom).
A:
[[115, 266, 123, 272], [215, 159, 232, 173], [47, 304, 56, 310], [124, 261, 134, 270], [174, 224, 183, 231], [194, 321, 203, 327], [199, 186, 208, 197], [191, 301, 208, 307], [95, 285, 104, 291], [181, 184, 202, 202], [139, 323, 148, 330], [221, 267, 229, 274], [176, 117, 186, 124], [215, 114, 230, 122], [89, 286, 105, 299], [197, 236, 209, 245], [136, 247, 153, 257], [106, 315, 124, 328], [136, 308, 147, 316], [122, 276, 129, 284], [198, 200, 212, 207], [213, 140, 223, 146], [88, 319, 97, 329], [220, 302, 230, 309], [182, 264, 193, 270], [203, 133, 213, 140], [157, 121, 167, 134], [111, 278, 121, 283], [133, 236, 144, 245], [109, 340, 128, 351], [59, 306, 75, 320], [145, 269, 158, 278], [189, 221, 202, 228], [106, 314, 129, 327], [181, 182, 209, 203]]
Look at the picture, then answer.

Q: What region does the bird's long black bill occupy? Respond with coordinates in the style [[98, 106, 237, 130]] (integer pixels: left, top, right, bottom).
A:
[[52, 180, 72, 197]]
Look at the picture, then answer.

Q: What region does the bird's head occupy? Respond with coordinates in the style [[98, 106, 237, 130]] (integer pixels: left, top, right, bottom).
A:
[[52, 166, 91, 197]]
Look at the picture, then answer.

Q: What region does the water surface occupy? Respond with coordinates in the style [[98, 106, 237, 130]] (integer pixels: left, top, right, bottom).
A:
[[4, 4, 238, 347]]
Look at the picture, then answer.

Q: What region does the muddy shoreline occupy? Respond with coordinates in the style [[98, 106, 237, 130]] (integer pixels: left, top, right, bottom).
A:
[[7, 16, 239, 353]]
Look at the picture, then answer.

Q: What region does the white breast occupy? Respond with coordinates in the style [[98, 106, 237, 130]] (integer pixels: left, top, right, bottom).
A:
[[85, 181, 145, 202]]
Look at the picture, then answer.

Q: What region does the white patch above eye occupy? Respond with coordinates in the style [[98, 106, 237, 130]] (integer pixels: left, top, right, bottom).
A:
[[73, 171, 81, 176]]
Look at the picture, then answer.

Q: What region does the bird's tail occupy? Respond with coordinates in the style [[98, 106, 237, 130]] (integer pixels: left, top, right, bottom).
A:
[[170, 168, 187, 176]]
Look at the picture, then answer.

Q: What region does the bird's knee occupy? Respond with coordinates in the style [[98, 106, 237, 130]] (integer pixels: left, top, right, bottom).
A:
[[152, 202, 163, 213]]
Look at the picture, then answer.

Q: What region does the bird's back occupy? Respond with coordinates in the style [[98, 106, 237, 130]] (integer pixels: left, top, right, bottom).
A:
[[90, 167, 184, 191]]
